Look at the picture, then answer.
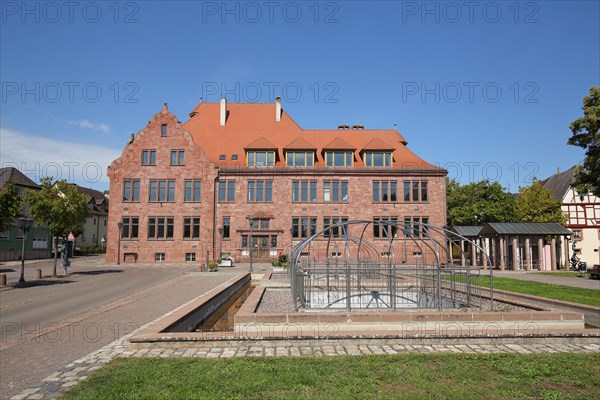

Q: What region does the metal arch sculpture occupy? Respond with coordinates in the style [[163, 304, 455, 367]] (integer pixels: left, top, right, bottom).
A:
[[289, 220, 494, 312]]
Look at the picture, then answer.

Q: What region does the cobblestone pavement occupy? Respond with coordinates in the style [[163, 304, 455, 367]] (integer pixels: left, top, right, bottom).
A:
[[10, 330, 600, 399]]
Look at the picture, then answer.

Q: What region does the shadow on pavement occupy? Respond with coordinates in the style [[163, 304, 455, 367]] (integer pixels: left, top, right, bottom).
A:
[[12, 279, 74, 288], [0, 268, 16, 273], [72, 269, 123, 276]]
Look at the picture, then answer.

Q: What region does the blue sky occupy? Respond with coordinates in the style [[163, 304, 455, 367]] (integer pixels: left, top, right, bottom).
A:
[[1, 0, 598, 192]]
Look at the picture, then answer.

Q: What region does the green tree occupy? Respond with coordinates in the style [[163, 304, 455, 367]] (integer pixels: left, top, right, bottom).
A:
[[568, 86, 600, 195], [515, 181, 566, 223], [447, 179, 516, 226], [25, 178, 90, 276], [0, 181, 23, 232]]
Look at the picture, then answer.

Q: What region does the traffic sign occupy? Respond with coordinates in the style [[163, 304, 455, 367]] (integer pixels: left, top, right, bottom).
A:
[[68, 232, 75, 241]]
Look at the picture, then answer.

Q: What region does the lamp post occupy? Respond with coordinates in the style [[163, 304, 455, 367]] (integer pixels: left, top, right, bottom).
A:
[[248, 218, 254, 273], [117, 222, 123, 265], [100, 237, 105, 252], [18, 218, 34, 283], [218, 227, 224, 259]]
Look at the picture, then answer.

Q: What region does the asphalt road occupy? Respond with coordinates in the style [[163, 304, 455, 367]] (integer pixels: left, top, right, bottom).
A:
[[0, 256, 239, 399]]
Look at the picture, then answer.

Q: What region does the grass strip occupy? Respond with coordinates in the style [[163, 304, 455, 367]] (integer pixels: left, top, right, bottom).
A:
[[62, 353, 599, 400]]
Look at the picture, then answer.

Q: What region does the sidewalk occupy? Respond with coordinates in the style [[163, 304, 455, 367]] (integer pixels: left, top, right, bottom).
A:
[[493, 271, 600, 290]]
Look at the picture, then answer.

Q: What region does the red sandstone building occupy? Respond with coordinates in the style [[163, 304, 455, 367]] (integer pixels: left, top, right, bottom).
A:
[[107, 99, 447, 264]]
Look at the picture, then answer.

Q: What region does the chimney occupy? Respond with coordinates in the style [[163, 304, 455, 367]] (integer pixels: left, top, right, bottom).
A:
[[220, 98, 227, 127], [275, 96, 281, 122]]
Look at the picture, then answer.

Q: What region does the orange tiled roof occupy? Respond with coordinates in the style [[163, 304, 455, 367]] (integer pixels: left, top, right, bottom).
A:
[[245, 137, 277, 150], [323, 137, 355, 150], [361, 137, 396, 151], [183, 102, 442, 170], [284, 136, 316, 150]]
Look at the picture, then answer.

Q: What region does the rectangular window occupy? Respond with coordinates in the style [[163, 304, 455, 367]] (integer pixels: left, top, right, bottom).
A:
[[185, 253, 196, 262], [142, 150, 156, 166], [155, 252, 165, 261], [403, 216, 429, 238], [373, 180, 398, 203], [0, 231, 9, 240], [324, 151, 353, 167], [324, 216, 349, 237], [403, 180, 429, 202], [247, 150, 275, 167], [286, 151, 314, 167], [223, 217, 230, 239], [292, 216, 317, 239], [121, 216, 139, 239], [170, 150, 185, 165], [149, 179, 175, 202], [364, 151, 392, 167], [183, 216, 201, 239], [247, 180, 272, 202], [148, 216, 174, 240], [184, 180, 201, 202], [161, 125, 167, 137], [373, 216, 398, 238], [323, 180, 348, 203], [291, 180, 317, 203], [123, 179, 140, 202], [250, 218, 270, 231]]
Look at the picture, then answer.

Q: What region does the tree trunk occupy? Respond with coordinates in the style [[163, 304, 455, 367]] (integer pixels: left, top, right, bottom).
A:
[[53, 235, 58, 277]]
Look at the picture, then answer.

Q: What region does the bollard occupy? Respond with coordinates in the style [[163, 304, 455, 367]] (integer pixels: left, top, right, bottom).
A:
[[0, 273, 6, 286], [35, 269, 42, 280]]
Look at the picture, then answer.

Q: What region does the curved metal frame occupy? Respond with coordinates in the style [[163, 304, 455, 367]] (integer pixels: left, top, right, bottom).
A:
[[290, 220, 494, 312]]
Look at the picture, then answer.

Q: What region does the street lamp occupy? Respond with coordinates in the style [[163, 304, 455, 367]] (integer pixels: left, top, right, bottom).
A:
[[100, 237, 105, 252], [117, 221, 123, 265], [218, 227, 224, 259], [248, 218, 254, 273], [18, 217, 34, 283]]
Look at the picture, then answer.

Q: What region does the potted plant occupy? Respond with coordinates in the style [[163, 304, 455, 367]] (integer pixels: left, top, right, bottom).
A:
[[208, 260, 218, 272]]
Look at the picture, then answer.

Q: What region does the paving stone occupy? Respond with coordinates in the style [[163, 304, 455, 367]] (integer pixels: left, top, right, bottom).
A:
[[184, 349, 197, 357], [26, 394, 44, 400], [358, 345, 372, 354], [346, 346, 361, 356], [335, 345, 347, 355], [290, 347, 301, 357], [368, 345, 386, 355], [62, 381, 79, 388], [381, 345, 396, 354]]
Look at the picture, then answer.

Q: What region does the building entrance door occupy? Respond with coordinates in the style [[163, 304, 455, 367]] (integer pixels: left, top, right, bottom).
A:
[[252, 236, 270, 259]]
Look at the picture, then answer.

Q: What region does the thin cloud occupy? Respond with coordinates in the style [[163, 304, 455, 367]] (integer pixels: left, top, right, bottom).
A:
[[63, 118, 112, 134], [0, 128, 120, 185]]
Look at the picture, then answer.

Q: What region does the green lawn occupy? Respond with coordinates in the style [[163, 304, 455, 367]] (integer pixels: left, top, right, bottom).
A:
[[533, 272, 587, 278], [62, 353, 599, 400], [468, 276, 600, 307]]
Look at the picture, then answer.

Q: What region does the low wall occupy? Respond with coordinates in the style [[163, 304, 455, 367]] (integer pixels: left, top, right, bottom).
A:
[[233, 287, 586, 338]]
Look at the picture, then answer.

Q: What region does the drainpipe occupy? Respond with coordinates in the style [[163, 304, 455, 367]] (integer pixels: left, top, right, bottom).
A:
[[212, 169, 219, 260]]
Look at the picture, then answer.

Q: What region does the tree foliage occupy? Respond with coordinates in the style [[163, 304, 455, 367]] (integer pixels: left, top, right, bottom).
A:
[[568, 86, 600, 195], [0, 181, 23, 232], [25, 178, 90, 276], [447, 179, 516, 226], [515, 181, 565, 223], [25, 178, 90, 238]]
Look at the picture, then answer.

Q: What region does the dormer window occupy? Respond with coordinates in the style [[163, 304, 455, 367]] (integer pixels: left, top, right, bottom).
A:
[[325, 151, 353, 167], [247, 150, 275, 167], [364, 151, 392, 167], [286, 151, 314, 167]]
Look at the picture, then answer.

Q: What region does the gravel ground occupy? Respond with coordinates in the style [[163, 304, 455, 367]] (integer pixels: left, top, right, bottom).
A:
[[256, 288, 533, 313]]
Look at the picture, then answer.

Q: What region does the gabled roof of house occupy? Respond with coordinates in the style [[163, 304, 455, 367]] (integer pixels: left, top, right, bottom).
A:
[[361, 137, 396, 151], [538, 166, 576, 201], [323, 137, 355, 150], [74, 185, 109, 216], [284, 136, 316, 150], [450, 226, 484, 237], [182, 102, 443, 171], [244, 137, 277, 150], [0, 167, 39, 190], [479, 222, 571, 236]]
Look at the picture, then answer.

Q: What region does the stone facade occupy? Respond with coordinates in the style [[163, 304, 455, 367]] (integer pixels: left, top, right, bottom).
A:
[[107, 100, 447, 264]]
